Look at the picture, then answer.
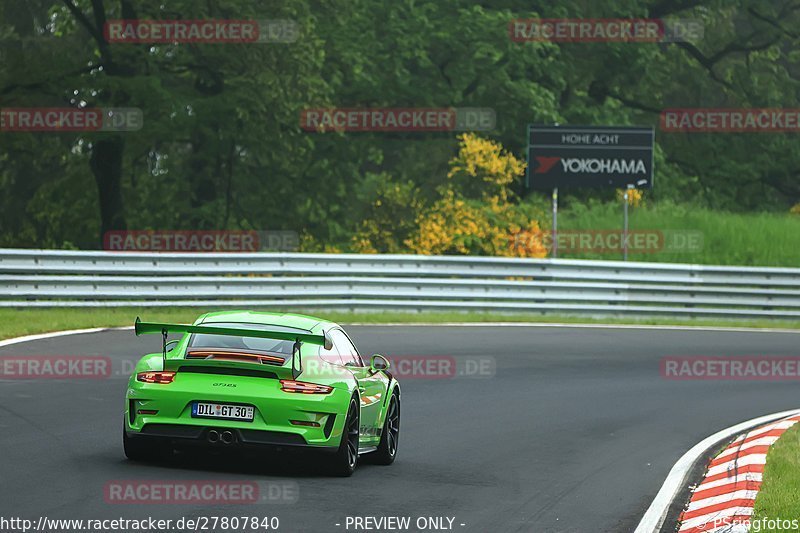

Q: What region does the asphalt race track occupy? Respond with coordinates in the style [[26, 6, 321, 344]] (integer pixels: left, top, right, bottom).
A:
[[1, 325, 799, 533]]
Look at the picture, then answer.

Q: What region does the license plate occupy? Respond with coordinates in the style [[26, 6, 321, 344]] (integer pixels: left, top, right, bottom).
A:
[[192, 402, 254, 421]]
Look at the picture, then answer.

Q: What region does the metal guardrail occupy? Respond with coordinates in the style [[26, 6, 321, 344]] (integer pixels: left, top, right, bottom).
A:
[[0, 248, 799, 318]]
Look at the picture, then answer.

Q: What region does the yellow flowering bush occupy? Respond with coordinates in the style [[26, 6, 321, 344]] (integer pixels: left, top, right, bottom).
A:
[[447, 133, 527, 202], [616, 188, 644, 207], [405, 191, 488, 255], [348, 133, 547, 257], [790, 203, 800, 216], [405, 192, 547, 257], [406, 135, 547, 257]]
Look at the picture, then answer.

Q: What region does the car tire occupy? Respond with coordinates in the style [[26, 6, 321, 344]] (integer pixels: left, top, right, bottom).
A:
[[372, 392, 399, 465], [123, 425, 168, 462], [328, 397, 359, 477]]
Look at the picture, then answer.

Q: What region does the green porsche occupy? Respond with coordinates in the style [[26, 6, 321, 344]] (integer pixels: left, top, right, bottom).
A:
[[124, 311, 400, 476]]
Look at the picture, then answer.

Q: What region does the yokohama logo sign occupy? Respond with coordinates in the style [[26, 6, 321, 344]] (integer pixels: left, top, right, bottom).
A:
[[526, 125, 653, 189], [535, 156, 648, 175]]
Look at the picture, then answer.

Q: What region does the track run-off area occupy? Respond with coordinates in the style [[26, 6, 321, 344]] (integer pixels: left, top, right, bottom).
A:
[[1, 325, 799, 532]]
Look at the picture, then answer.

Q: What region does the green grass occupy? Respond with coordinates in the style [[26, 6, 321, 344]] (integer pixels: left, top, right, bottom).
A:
[[751, 424, 800, 531], [1, 307, 798, 341], [549, 201, 800, 266]]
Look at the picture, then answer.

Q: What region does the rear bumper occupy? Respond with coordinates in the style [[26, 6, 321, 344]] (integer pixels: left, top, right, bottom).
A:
[[125, 375, 352, 449], [126, 423, 339, 452]]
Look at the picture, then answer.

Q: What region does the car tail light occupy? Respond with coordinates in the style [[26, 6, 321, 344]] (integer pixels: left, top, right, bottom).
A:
[[280, 380, 333, 394], [137, 371, 176, 384]]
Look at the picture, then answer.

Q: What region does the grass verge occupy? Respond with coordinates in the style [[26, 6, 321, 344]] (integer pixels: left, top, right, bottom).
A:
[[751, 424, 800, 530], [550, 200, 800, 266], [1, 307, 799, 341]]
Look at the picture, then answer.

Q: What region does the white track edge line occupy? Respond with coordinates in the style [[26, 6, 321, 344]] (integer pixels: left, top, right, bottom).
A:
[[634, 408, 800, 533], [1, 323, 797, 348], [0, 326, 133, 348]]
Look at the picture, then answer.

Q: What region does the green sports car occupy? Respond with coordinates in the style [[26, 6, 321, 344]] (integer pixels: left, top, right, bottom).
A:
[[124, 311, 400, 476]]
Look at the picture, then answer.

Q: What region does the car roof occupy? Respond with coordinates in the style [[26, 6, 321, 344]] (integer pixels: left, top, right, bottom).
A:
[[195, 310, 335, 333]]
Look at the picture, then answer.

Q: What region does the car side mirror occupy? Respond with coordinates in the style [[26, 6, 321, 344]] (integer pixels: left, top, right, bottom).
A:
[[323, 331, 334, 351], [370, 354, 390, 372], [165, 339, 179, 351]]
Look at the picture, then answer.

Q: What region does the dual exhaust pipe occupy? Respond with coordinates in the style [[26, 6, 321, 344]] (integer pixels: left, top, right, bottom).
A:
[[207, 429, 234, 445]]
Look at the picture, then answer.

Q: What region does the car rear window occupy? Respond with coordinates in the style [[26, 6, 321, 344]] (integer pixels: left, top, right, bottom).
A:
[[188, 322, 307, 355]]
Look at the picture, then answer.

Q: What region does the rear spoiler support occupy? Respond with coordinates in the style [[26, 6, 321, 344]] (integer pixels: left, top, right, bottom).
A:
[[161, 328, 169, 367], [291, 340, 302, 380]]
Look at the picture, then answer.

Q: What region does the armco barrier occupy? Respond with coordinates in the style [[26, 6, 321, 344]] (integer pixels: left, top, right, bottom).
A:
[[0, 249, 798, 318]]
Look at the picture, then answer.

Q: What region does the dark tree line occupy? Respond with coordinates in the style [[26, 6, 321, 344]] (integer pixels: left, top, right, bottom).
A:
[[1, 0, 799, 250]]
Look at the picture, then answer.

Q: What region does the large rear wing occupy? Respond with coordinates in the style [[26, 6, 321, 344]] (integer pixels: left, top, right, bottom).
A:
[[134, 317, 326, 346], [134, 317, 329, 379]]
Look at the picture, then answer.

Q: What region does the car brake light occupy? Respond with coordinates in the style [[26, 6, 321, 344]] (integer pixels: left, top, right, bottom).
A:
[[280, 380, 333, 394], [137, 371, 176, 384]]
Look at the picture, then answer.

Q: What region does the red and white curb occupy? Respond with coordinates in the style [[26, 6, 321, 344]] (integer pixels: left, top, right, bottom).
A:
[[676, 413, 800, 533], [635, 409, 800, 533]]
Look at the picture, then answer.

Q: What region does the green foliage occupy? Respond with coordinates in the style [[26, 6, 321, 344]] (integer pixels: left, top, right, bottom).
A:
[[1, 0, 799, 253], [752, 424, 800, 526]]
